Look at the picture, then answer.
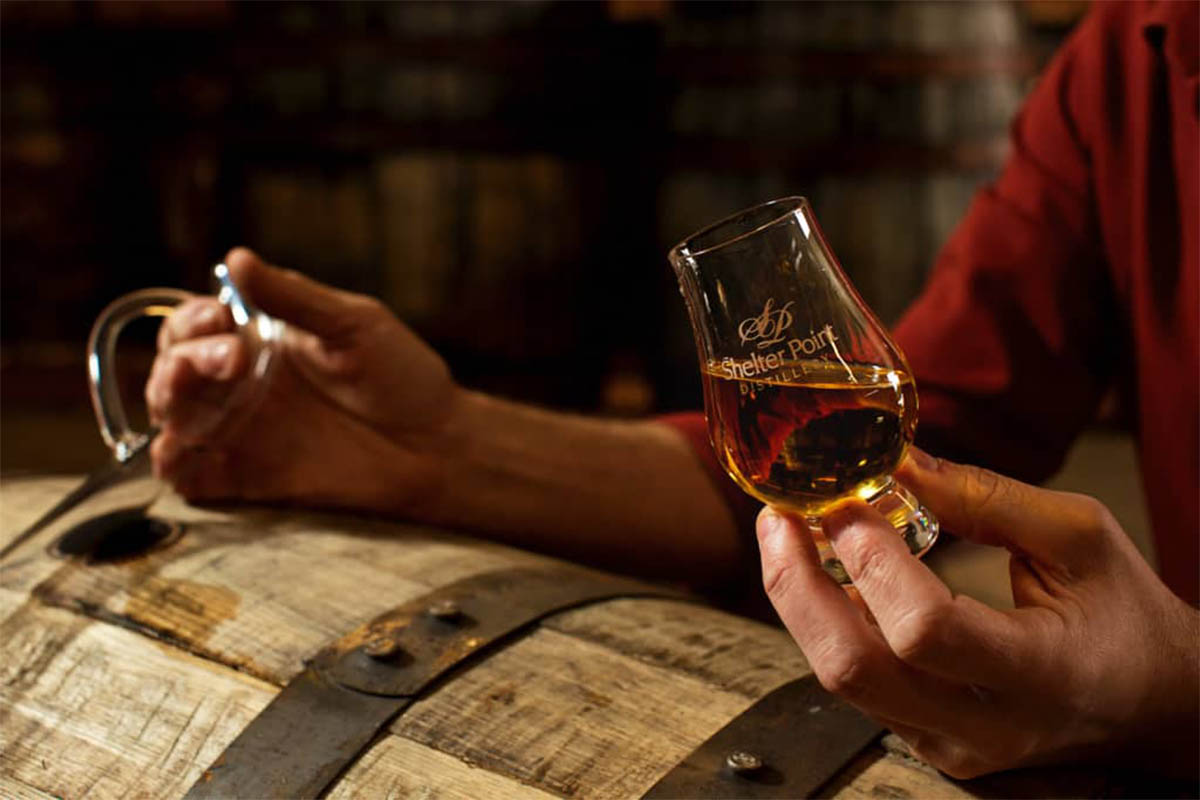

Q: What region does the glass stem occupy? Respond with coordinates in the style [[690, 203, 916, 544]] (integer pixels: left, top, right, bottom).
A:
[[807, 480, 939, 586]]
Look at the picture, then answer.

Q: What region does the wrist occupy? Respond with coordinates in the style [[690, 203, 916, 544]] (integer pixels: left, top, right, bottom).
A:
[[1157, 602, 1200, 778], [395, 385, 485, 526], [1125, 599, 1199, 780]]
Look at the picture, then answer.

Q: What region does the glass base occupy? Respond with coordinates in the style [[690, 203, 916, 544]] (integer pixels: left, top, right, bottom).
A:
[[808, 481, 938, 585]]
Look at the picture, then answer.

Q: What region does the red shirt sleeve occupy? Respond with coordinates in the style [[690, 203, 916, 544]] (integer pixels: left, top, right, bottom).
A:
[[657, 411, 763, 537], [661, 4, 1197, 603], [657, 21, 1114, 526], [661, 8, 1120, 523], [893, 9, 1119, 484]]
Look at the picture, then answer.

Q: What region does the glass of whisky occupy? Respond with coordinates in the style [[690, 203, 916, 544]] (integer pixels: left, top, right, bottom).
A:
[[669, 196, 937, 582]]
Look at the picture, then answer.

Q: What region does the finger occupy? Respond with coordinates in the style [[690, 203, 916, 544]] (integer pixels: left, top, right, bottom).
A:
[[224, 247, 371, 340], [157, 298, 232, 352], [146, 335, 249, 440], [896, 447, 1101, 566], [152, 434, 237, 501], [758, 505, 882, 668], [756, 507, 1001, 737], [823, 502, 1041, 691]]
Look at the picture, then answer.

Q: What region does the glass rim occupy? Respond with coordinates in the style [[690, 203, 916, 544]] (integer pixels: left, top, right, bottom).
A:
[[669, 196, 811, 260]]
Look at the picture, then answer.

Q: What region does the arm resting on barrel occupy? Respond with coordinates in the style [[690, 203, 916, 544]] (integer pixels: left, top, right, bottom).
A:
[[416, 390, 744, 585], [147, 248, 743, 590]]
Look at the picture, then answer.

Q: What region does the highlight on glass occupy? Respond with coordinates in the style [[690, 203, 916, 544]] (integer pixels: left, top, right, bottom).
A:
[[669, 196, 937, 583]]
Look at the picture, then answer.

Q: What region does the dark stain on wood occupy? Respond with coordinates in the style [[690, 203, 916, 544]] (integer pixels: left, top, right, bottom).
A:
[[29, 546, 247, 680], [487, 684, 518, 707], [121, 577, 240, 645]]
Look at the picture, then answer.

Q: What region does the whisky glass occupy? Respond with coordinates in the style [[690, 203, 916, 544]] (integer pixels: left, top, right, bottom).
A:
[[669, 197, 937, 582]]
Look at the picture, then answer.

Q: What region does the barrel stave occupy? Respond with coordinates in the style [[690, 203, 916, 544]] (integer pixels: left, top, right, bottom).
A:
[[10, 500, 556, 685], [325, 734, 561, 800], [0, 601, 273, 799], [392, 626, 755, 798], [0, 773, 60, 800], [1, 476, 1151, 800], [546, 597, 809, 700]]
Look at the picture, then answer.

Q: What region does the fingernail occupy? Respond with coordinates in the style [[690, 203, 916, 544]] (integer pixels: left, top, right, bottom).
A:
[[756, 506, 784, 546]]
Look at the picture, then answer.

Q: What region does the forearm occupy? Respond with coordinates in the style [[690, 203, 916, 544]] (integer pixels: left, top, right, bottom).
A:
[[414, 389, 744, 588]]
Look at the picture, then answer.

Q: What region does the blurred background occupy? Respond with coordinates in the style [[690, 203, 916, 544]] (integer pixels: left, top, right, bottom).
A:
[[1, 0, 1147, 580]]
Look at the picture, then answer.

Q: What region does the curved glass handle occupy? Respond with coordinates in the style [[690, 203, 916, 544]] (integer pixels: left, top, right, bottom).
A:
[[87, 288, 192, 462], [212, 262, 284, 386], [87, 265, 284, 465]]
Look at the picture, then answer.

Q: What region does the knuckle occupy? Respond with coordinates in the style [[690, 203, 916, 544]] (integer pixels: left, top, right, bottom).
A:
[[937, 751, 988, 780], [1072, 494, 1116, 532], [912, 730, 1033, 779], [908, 738, 986, 780], [958, 465, 1009, 538], [964, 464, 1005, 510], [850, 540, 893, 588], [974, 737, 1031, 772], [1049, 492, 1120, 562], [145, 358, 164, 404], [898, 732, 1002, 780], [889, 604, 948, 665], [160, 349, 187, 391], [169, 299, 226, 341], [157, 317, 172, 351], [760, 556, 799, 603], [151, 352, 180, 405], [353, 294, 390, 322], [225, 245, 252, 262], [279, 266, 306, 285], [813, 647, 874, 700], [215, 335, 248, 379]]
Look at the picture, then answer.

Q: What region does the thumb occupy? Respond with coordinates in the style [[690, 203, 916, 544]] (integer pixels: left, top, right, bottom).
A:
[[224, 247, 371, 340], [896, 447, 1100, 566]]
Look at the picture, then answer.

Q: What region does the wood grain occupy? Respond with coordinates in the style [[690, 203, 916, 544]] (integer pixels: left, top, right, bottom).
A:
[[327, 734, 561, 800], [546, 597, 809, 699], [0, 601, 275, 799], [826, 746, 976, 800], [0, 773, 61, 800], [1, 476, 1148, 800], [0, 474, 83, 551], [393, 627, 755, 798], [9, 498, 555, 684], [0, 596, 574, 800]]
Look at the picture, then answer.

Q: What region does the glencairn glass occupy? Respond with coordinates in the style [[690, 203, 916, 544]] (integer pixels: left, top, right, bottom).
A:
[[669, 197, 937, 582]]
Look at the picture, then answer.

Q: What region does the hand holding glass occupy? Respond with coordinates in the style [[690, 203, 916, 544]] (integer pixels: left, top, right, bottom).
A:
[[669, 197, 937, 582]]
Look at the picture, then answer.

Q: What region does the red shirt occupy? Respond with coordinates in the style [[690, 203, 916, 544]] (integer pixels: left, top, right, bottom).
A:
[[664, 1, 1200, 605]]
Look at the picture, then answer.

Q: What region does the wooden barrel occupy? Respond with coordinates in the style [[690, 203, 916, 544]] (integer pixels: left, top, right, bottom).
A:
[[0, 475, 1158, 799]]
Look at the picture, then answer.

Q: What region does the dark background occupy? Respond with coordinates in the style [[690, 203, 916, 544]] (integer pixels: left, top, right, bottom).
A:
[[2, 0, 1086, 474]]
